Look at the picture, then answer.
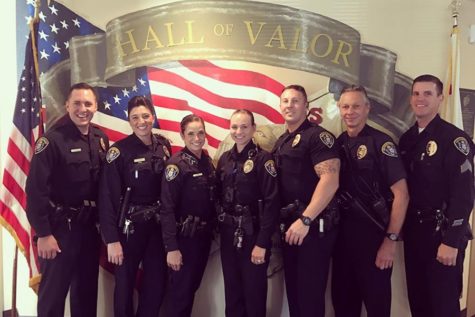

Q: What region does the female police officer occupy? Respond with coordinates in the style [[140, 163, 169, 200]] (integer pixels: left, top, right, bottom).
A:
[[99, 96, 170, 317], [160, 114, 217, 317], [216, 109, 279, 317]]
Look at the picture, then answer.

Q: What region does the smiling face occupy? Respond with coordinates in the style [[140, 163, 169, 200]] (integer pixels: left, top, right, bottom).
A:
[[65, 88, 98, 134], [129, 105, 154, 144], [230, 112, 256, 152], [410, 81, 443, 127], [181, 120, 206, 157], [338, 90, 370, 133], [279, 88, 308, 130]]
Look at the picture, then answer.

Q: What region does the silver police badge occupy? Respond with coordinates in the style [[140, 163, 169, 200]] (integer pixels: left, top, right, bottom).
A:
[[319, 132, 334, 148], [264, 160, 277, 177], [243, 159, 254, 173], [165, 164, 179, 181], [34, 137, 49, 154], [426, 140, 437, 156], [357, 145, 367, 159], [381, 142, 398, 157], [454, 137, 470, 155], [106, 147, 121, 163], [292, 134, 301, 147]]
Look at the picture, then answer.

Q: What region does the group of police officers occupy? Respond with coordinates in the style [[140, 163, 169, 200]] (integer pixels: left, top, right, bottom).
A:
[[25, 74, 474, 317]]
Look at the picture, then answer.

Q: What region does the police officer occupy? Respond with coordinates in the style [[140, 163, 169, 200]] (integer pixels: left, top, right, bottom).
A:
[[399, 74, 474, 317], [272, 84, 340, 317], [99, 96, 170, 317], [331, 85, 409, 317], [216, 109, 279, 317], [26, 82, 109, 317], [161, 114, 217, 317]]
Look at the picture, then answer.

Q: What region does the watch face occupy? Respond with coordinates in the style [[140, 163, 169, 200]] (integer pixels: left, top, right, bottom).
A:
[[300, 216, 311, 226], [387, 233, 399, 241]]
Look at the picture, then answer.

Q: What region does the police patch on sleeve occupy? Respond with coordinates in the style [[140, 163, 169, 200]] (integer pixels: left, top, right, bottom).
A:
[[264, 160, 277, 177], [381, 142, 398, 157], [454, 137, 470, 156], [319, 132, 334, 148], [165, 164, 179, 181], [34, 137, 49, 154], [106, 147, 120, 163]]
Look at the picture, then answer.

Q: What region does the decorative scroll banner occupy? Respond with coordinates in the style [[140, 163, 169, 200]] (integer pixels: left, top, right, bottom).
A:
[[67, 0, 400, 110]]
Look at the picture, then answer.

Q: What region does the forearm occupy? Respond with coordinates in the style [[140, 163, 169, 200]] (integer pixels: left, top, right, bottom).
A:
[[386, 179, 409, 234]]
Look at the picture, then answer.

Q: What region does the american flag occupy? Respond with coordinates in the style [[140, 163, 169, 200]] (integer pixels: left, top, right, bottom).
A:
[[4, 0, 286, 289], [0, 18, 43, 287]]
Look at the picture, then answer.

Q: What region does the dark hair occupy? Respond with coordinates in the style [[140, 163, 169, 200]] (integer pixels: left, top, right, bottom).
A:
[[281, 84, 308, 102], [127, 95, 155, 117], [67, 82, 98, 102], [231, 109, 255, 126], [339, 85, 370, 104], [412, 74, 443, 96], [180, 114, 205, 134]]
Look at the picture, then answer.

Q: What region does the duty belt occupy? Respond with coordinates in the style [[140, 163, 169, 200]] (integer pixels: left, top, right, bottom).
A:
[[177, 215, 209, 238], [49, 200, 98, 230], [279, 200, 339, 237], [218, 205, 257, 250], [122, 202, 161, 238], [409, 206, 447, 233]]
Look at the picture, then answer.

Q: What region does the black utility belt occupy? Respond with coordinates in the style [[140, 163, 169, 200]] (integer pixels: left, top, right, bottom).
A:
[[49, 200, 98, 229], [218, 212, 256, 235], [410, 207, 446, 223], [126, 203, 161, 224], [177, 215, 209, 238]]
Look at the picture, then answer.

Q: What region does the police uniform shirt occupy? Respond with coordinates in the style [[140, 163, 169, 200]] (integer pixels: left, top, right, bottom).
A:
[[337, 124, 406, 210], [160, 148, 217, 252], [99, 133, 171, 244], [26, 114, 109, 237], [399, 114, 474, 247], [272, 119, 338, 205], [216, 141, 279, 249]]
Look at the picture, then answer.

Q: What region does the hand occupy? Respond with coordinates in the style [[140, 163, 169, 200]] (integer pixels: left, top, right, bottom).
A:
[[37, 235, 61, 259], [107, 242, 124, 266], [251, 245, 266, 265], [436, 243, 458, 266], [167, 250, 183, 271], [285, 219, 310, 246], [375, 238, 397, 270]]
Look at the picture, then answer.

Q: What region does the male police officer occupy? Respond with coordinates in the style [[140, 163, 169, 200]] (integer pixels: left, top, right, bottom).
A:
[[26, 82, 109, 317], [399, 74, 474, 317], [332, 85, 408, 317], [272, 84, 340, 317]]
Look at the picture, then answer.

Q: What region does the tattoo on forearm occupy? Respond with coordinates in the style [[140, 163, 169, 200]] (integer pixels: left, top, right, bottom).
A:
[[315, 158, 340, 176]]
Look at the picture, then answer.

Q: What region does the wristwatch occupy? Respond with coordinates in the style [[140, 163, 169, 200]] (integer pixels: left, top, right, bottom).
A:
[[300, 215, 312, 226], [385, 232, 401, 241]]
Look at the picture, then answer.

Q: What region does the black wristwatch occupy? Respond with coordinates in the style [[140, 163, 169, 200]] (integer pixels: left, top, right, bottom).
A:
[[385, 232, 401, 241], [300, 215, 312, 226]]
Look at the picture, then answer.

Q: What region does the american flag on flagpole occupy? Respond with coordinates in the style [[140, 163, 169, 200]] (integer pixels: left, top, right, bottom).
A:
[[0, 18, 43, 289]]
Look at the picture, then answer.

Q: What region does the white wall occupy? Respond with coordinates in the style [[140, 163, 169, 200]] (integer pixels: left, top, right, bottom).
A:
[[2, 1, 475, 316]]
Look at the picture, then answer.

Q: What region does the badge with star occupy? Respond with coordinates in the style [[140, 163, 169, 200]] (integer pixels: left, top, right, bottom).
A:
[[381, 142, 398, 157], [106, 147, 120, 163]]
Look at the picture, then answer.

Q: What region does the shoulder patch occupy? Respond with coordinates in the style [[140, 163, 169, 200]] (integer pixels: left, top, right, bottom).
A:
[[165, 164, 179, 181], [454, 137, 470, 155], [381, 142, 398, 157], [106, 147, 120, 163], [34, 137, 49, 154], [264, 160, 277, 177], [319, 131, 334, 148]]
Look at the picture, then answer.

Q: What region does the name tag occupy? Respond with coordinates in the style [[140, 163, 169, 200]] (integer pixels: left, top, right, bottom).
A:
[[193, 173, 203, 177], [134, 157, 146, 163], [70, 148, 82, 153]]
